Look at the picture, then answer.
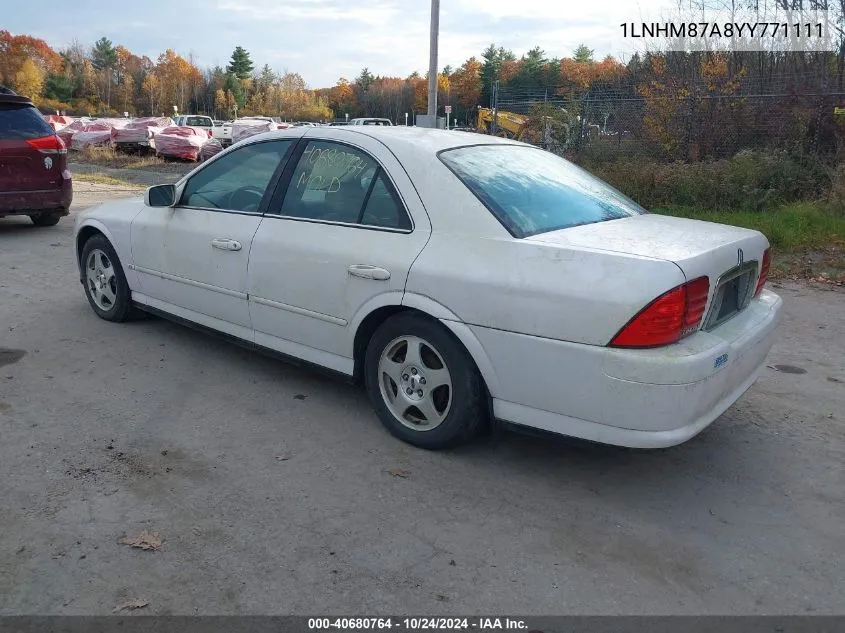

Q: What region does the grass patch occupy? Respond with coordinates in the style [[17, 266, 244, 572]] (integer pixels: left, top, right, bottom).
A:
[[655, 202, 845, 281], [583, 150, 833, 212], [655, 202, 845, 251], [76, 146, 166, 170], [73, 172, 144, 189]]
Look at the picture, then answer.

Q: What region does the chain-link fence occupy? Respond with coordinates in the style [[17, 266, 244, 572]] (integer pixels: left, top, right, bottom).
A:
[[492, 80, 845, 164]]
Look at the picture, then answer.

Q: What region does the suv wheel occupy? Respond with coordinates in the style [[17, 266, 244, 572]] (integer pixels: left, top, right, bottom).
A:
[[30, 211, 62, 227]]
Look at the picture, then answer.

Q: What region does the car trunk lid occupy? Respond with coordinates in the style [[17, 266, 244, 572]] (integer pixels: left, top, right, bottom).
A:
[[526, 213, 770, 330]]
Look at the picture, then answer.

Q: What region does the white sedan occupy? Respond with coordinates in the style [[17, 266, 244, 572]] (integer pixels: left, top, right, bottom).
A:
[[74, 126, 783, 450]]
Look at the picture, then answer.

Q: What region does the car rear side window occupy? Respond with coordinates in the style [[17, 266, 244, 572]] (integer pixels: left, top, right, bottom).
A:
[[439, 144, 645, 238], [0, 105, 54, 140], [275, 140, 411, 230]]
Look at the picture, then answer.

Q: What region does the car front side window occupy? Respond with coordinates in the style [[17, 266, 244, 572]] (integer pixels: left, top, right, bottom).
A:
[[179, 140, 293, 213]]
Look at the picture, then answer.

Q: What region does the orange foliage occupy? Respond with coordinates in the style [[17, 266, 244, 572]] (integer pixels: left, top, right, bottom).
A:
[[0, 30, 62, 87], [451, 57, 482, 109]]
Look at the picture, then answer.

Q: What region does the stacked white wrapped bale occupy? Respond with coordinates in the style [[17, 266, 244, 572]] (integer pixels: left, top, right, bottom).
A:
[[65, 118, 130, 150], [231, 119, 276, 143]]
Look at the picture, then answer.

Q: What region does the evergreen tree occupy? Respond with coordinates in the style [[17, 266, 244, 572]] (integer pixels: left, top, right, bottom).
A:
[[227, 46, 254, 80]]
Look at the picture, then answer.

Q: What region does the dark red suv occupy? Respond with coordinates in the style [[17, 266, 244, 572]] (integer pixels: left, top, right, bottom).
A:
[[0, 90, 72, 226]]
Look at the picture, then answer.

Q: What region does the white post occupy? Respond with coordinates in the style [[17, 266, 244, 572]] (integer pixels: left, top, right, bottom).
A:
[[405, 112, 408, 126], [446, 111, 450, 129]]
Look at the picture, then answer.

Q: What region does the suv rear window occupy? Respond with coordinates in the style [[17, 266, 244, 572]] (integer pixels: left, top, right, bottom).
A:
[[186, 116, 211, 126], [439, 144, 645, 238], [0, 104, 54, 140]]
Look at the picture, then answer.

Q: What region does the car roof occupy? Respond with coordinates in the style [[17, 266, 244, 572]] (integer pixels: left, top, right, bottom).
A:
[[0, 94, 35, 106], [250, 125, 519, 153]]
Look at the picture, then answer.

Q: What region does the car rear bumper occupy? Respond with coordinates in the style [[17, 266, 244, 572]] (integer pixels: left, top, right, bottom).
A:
[[0, 176, 72, 215], [467, 289, 783, 448]]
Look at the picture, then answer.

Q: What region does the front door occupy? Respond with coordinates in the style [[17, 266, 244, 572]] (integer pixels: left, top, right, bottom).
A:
[[248, 132, 431, 373], [130, 138, 298, 339]]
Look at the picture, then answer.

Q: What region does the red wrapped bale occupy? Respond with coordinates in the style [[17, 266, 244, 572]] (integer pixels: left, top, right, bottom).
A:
[[60, 118, 129, 149], [155, 126, 210, 161], [44, 115, 74, 132], [112, 117, 174, 148]]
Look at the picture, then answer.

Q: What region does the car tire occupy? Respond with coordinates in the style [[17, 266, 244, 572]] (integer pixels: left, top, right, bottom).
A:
[[80, 234, 133, 322], [30, 211, 62, 227], [364, 312, 487, 449]]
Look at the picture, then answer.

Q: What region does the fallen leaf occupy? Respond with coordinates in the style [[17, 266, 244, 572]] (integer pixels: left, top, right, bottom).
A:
[[293, 394, 307, 400], [386, 468, 411, 479], [113, 599, 149, 613], [274, 454, 291, 461], [119, 530, 163, 551]]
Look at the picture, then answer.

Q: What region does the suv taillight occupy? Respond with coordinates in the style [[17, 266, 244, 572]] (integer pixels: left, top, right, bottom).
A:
[[26, 134, 67, 155], [755, 248, 772, 296], [609, 277, 710, 348]]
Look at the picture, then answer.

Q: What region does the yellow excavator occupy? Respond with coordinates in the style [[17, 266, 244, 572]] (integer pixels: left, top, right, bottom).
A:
[[475, 106, 572, 151], [475, 107, 530, 140]]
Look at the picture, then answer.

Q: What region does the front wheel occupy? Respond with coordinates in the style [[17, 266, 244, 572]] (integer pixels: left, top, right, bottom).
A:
[[80, 234, 133, 322], [364, 313, 487, 449]]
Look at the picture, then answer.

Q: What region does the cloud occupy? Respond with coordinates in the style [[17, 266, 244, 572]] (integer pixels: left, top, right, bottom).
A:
[[3, 0, 692, 88]]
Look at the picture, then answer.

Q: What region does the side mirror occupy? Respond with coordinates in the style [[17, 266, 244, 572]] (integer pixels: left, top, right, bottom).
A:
[[145, 184, 176, 207]]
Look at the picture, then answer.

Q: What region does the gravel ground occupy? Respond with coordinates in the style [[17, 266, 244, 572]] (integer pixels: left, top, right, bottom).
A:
[[1, 184, 843, 615]]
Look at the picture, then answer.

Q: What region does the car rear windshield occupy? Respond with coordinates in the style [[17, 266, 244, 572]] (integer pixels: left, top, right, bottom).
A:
[[439, 144, 645, 238], [0, 104, 54, 140], [186, 116, 211, 126]]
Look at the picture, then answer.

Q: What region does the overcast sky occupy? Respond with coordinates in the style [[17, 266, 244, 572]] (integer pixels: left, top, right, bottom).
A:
[[9, 0, 675, 87]]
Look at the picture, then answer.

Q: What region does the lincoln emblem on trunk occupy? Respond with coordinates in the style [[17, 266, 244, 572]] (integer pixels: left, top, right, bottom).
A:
[[737, 248, 744, 266]]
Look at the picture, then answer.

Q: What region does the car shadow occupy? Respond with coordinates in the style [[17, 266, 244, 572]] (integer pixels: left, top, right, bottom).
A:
[[123, 311, 770, 501]]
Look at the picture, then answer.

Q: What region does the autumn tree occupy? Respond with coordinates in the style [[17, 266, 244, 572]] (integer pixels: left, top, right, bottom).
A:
[[13, 58, 44, 99], [0, 30, 62, 87], [227, 46, 254, 80]]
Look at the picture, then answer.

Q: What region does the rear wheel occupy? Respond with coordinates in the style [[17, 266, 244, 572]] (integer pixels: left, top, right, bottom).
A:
[[80, 235, 133, 322], [364, 313, 487, 449], [30, 211, 62, 227]]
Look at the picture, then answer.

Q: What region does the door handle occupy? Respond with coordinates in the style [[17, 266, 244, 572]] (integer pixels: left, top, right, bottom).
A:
[[211, 238, 242, 251], [348, 264, 391, 281]]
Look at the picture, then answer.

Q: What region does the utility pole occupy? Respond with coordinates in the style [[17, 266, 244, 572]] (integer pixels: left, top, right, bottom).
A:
[[426, 0, 440, 122]]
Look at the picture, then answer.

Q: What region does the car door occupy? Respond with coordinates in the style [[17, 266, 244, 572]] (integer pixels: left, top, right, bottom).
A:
[[130, 137, 299, 340], [248, 131, 432, 374]]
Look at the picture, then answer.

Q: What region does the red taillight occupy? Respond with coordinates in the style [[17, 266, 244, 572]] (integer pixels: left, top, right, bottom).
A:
[[755, 248, 772, 296], [610, 276, 710, 348], [26, 134, 66, 154]]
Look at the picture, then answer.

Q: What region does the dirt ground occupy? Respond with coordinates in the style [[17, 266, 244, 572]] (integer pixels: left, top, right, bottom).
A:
[[0, 183, 843, 615]]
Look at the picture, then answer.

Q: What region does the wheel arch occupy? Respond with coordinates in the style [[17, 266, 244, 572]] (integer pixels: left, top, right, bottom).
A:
[[75, 221, 117, 281], [350, 293, 501, 397]]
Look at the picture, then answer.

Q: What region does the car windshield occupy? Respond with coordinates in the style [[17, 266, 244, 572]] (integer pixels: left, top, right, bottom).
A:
[[439, 144, 646, 238]]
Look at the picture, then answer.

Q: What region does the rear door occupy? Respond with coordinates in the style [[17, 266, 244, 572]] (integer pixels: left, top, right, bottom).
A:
[[247, 130, 431, 372], [0, 101, 64, 196]]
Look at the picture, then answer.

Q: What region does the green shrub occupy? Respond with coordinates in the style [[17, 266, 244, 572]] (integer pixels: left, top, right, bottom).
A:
[[579, 150, 832, 212]]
